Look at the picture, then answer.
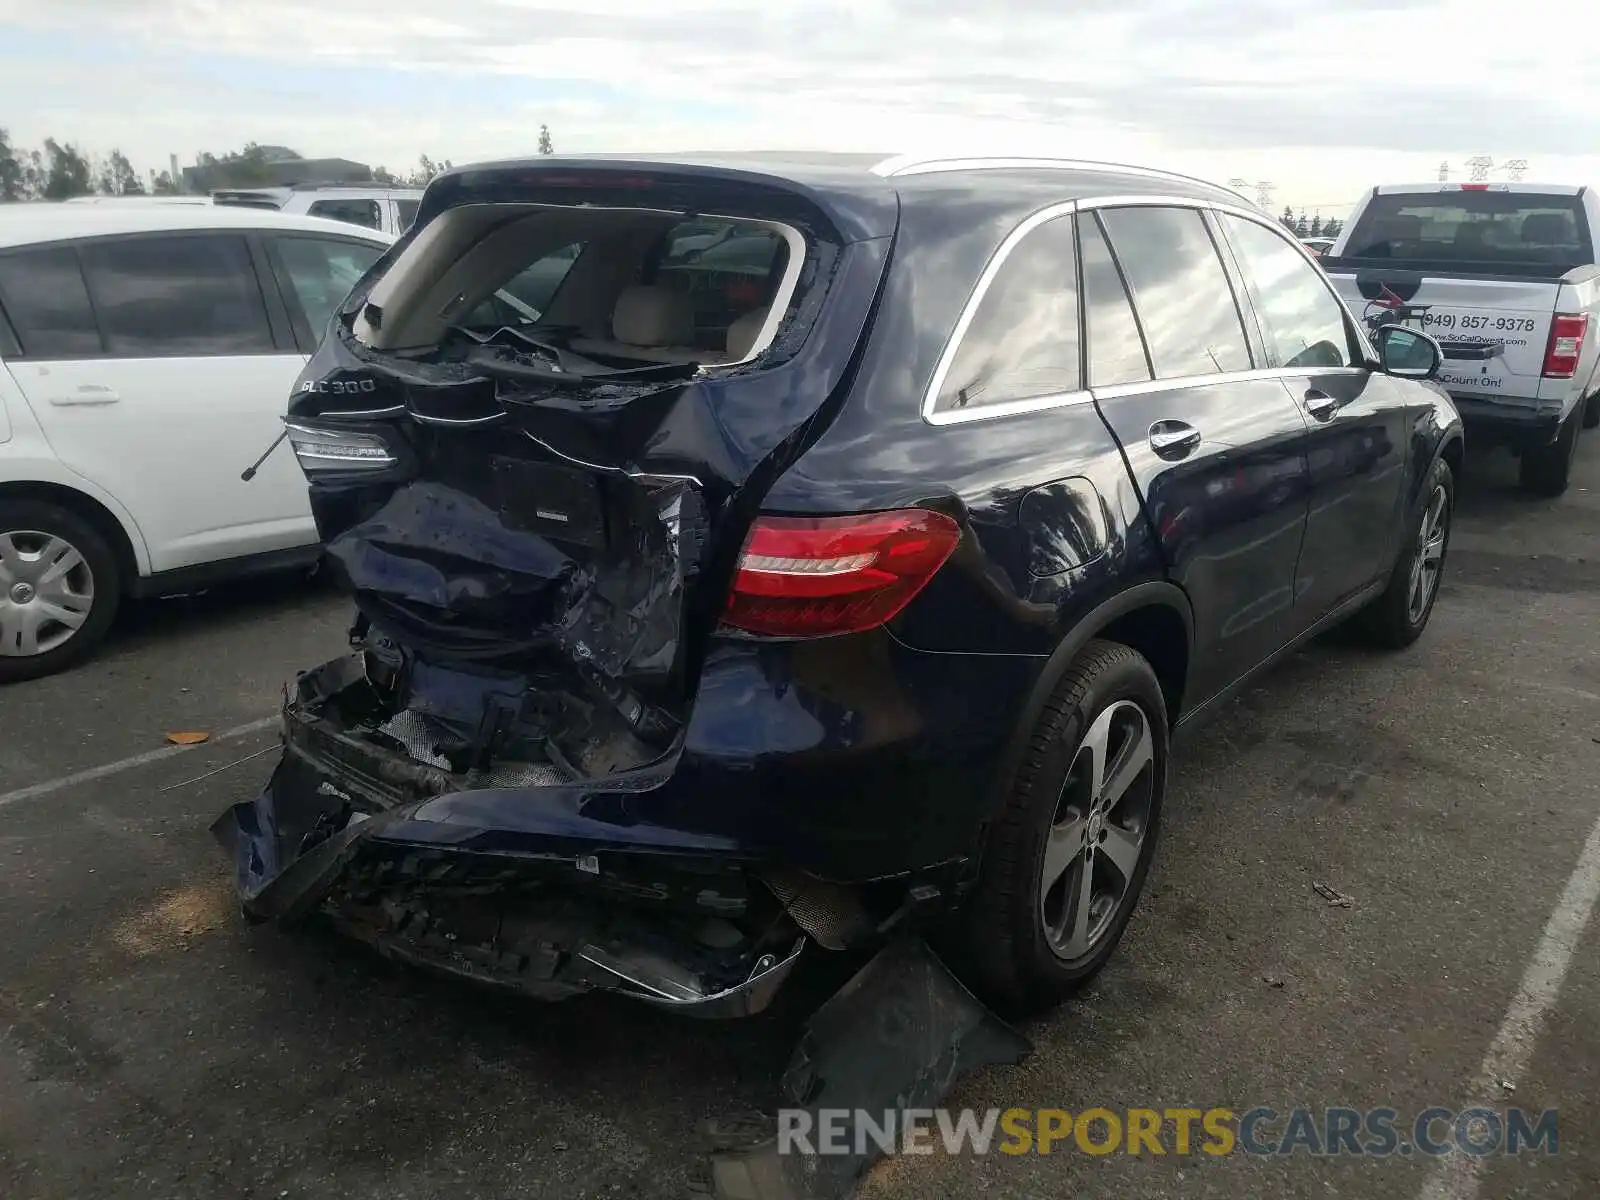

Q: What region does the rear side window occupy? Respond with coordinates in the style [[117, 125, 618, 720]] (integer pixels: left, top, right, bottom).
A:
[[395, 199, 420, 230], [79, 234, 275, 356], [654, 221, 788, 348], [1342, 190, 1592, 266], [1079, 215, 1152, 387], [934, 213, 1081, 413], [0, 247, 102, 358], [1098, 206, 1252, 379], [1220, 215, 1353, 369], [308, 198, 383, 230]]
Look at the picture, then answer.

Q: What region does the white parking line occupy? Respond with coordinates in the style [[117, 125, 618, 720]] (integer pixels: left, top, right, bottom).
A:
[[1417, 807, 1600, 1200], [0, 716, 277, 810]]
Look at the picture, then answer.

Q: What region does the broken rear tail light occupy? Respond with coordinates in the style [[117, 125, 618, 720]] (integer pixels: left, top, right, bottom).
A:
[[1542, 313, 1589, 378], [721, 509, 962, 638]]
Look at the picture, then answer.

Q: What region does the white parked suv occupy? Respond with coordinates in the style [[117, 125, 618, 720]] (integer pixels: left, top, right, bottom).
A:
[[212, 184, 424, 236], [0, 204, 394, 681]]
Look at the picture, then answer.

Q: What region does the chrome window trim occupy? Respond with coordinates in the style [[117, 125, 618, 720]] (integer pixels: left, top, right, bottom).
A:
[[921, 199, 1081, 426], [1093, 365, 1368, 402], [927, 387, 1097, 426]]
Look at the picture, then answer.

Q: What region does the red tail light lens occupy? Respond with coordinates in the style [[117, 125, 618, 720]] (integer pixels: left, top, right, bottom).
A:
[[721, 509, 962, 638], [1542, 313, 1589, 378]]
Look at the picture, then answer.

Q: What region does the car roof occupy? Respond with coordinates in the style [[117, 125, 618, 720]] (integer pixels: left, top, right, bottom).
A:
[[459, 151, 1250, 203], [0, 204, 397, 251], [430, 154, 1259, 244]]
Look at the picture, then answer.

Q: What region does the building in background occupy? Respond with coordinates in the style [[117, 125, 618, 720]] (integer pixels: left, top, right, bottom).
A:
[[181, 149, 372, 194]]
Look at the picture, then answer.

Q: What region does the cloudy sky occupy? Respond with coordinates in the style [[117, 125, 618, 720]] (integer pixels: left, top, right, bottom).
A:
[[1, 0, 1596, 211]]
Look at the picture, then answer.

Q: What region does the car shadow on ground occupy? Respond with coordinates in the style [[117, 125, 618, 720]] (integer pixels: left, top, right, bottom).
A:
[[105, 564, 344, 655]]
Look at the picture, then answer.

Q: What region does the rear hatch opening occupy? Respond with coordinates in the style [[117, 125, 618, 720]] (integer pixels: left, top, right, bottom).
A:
[[279, 170, 836, 793]]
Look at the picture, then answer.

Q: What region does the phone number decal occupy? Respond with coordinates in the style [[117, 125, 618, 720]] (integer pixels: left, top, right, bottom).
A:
[[1420, 312, 1538, 333]]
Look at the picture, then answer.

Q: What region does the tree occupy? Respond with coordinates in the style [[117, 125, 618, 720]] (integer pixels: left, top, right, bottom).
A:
[[1281, 204, 1296, 230], [1294, 211, 1310, 237], [193, 142, 305, 189], [0, 127, 23, 202], [42, 138, 92, 200], [1323, 217, 1342, 238], [1308, 214, 1323, 237], [97, 149, 143, 196], [151, 169, 179, 195], [538, 124, 554, 155], [407, 153, 453, 186], [372, 165, 398, 185], [21, 148, 45, 199]]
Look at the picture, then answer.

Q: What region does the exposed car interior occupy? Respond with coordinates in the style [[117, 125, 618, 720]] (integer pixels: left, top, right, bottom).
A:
[[352, 204, 801, 372]]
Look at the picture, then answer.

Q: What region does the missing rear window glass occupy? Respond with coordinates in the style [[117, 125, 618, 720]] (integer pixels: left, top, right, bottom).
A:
[[352, 205, 802, 377]]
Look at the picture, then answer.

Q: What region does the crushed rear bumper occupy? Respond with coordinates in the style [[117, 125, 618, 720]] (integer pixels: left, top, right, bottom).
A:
[[211, 658, 825, 1017]]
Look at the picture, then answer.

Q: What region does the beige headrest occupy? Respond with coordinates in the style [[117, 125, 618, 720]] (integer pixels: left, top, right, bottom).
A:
[[725, 306, 771, 360], [612, 284, 695, 347]]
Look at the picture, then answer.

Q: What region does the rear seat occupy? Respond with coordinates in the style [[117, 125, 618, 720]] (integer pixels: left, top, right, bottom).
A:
[[570, 284, 710, 365], [569, 286, 775, 367]]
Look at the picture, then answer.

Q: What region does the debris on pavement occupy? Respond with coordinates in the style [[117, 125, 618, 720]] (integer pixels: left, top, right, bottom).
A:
[[165, 731, 211, 746], [1312, 881, 1353, 908], [710, 939, 1032, 1200], [1263, 975, 1286, 989], [160, 744, 280, 792]]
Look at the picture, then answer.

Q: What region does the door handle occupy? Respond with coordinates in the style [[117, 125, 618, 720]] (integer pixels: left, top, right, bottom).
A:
[[1304, 390, 1339, 420], [1148, 420, 1202, 458], [49, 385, 120, 407]]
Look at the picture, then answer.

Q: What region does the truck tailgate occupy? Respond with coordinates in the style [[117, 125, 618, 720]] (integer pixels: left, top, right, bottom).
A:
[[1327, 271, 1555, 399]]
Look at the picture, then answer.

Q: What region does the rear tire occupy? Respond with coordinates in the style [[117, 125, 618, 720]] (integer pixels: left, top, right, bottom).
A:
[[948, 640, 1168, 1013], [0, 500, 122, 684], [1519, 402, 1582, 496], [1583, 393, 1600, 430], [1353, 456, 1453, 650]]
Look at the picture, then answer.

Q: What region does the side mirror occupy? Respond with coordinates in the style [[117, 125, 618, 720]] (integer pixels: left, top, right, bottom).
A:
[[1373, 324, 1443, 380]]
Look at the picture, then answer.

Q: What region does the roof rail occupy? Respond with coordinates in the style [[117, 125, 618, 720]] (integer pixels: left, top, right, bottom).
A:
[[870, 155, 1255, 203]]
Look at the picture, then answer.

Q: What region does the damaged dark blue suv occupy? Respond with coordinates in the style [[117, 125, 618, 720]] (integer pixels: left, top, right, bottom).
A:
[[217, 153, 1464, 1016]]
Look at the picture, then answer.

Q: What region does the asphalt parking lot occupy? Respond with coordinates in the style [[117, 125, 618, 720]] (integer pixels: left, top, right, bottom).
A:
[[2, 442, 1597, 1200]]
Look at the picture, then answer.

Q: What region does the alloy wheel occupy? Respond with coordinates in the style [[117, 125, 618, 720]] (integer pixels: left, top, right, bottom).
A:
[[1039, 698, 1157, 961], [0, 530, 96, 657], [1406, 484, 1449, 625]]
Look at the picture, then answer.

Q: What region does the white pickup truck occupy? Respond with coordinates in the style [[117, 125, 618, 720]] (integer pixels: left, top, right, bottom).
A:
[[1322, 182, 1600, 495]]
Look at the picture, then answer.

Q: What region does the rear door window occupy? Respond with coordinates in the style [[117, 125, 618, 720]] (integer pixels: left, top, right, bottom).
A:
[[1098, 206, 1252, 379], [0, 246, 102, 358], [933, 212, 1081, 413], [1220, 215, 1354, 369], [1079, 214, 1152, 387], [270, 236, 387, 346], [1341, 190, 1592, 266], [78, 234, 275, 356], [307, 198, 384, 230]]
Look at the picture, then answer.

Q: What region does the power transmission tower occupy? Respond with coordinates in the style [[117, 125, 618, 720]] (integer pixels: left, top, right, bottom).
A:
[[1438, 160, 1450, 182], [1255, 180, 1275, 209], [1503, 158, 1528, 181], [1466, 155, 1494, 182]]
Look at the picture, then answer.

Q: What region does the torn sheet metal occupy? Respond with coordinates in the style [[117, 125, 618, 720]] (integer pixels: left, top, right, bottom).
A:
[[711, 938, 1033, 1200]]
